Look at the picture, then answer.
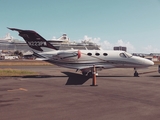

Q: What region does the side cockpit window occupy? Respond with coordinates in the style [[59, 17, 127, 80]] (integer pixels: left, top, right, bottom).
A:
[[120, 53, 127, 58], [120, 52, 132, 58]]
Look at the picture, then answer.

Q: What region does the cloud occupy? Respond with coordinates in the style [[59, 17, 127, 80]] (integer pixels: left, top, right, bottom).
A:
[[80, 35, 135, 53], [77, 35, 160, 53], [142, 45, 160, 53], [115, 39, 135, 52], [101, 40, 113, 50]]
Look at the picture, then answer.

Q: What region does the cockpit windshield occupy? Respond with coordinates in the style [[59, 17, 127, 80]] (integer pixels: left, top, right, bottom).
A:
[[125, 52, 132, 58], [119, 52, 132, 58]]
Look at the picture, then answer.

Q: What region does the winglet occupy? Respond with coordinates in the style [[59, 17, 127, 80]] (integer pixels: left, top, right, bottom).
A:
[[8, 27, 58, 51]]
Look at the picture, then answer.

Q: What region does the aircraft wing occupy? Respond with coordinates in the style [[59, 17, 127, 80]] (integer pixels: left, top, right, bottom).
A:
[[75, 64, 115, 75], [58, 63, 115, 72], [78, 64, 115, 70]]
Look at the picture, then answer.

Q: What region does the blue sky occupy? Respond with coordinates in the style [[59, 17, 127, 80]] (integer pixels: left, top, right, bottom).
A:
[[1, 0, 160, 53]]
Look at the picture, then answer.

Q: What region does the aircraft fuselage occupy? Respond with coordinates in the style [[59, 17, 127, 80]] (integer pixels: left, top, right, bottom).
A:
[[37, 49, 154, 70]]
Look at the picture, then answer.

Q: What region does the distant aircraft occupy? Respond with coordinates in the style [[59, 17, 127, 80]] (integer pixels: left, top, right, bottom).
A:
[[8, 28, 154, 77]]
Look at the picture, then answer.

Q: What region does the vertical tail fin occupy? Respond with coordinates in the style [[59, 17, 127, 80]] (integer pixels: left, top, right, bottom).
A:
[[8, 28, 58, 52]]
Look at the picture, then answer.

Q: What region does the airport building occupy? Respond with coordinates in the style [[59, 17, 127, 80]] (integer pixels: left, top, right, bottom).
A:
[[113, 46, 127, 52]]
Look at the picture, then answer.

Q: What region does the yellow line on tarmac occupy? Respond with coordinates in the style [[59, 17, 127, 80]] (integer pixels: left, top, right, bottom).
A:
[[7, 88, 28, 92]]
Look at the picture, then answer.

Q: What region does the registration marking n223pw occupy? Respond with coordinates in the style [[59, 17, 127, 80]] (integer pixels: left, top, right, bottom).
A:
[[27, 41, 47, 46]]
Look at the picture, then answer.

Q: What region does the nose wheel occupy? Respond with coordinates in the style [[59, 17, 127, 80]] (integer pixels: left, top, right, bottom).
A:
[[134, 68, 139, 77]]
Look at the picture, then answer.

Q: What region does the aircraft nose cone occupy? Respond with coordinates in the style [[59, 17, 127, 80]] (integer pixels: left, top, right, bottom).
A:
[[145, 59, 154, 66]]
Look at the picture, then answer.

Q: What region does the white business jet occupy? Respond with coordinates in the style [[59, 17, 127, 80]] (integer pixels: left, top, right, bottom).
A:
[[8, 28, 154, 77]]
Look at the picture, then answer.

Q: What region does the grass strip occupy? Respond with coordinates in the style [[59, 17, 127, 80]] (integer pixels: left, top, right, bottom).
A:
[[0, 60, 52, 66], [0, 68, 38, 76]]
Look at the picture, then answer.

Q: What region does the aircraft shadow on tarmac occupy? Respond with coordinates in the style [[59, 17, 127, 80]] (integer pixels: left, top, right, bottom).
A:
[[150, 75, 160, 77], [22, 75, 63, 78], [22, 72, 91, 85], [62, 72, 90, 85], [21, 70, 160, 85]]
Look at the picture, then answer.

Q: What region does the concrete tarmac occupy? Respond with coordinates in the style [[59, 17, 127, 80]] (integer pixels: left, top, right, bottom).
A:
[[0, 65, 160, 120]]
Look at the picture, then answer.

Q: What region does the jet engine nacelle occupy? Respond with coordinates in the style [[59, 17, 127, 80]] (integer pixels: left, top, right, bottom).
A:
[[52, 50, 81, 62]]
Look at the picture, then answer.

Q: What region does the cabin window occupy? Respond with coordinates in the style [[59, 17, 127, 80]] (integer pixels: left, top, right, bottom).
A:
[[87, 53, 92, 56], [103, 53, 108, 56], [95, 53, 100, 56]]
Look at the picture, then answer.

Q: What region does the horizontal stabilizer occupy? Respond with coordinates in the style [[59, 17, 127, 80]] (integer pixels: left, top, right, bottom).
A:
[[32, 51, 46, 58]]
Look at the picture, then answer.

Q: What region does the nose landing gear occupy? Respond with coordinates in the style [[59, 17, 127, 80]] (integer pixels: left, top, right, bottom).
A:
[[134, 68, 139, 77]]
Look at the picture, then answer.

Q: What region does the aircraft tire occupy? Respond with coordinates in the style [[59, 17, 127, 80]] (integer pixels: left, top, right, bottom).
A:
[[134, 71, 139, 77]]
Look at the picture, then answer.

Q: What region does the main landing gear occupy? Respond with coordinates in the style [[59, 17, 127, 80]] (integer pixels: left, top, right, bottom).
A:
[[134, 68, 139, 77], [82, 72, 92, 77], [82, 71, 98, 77], [81, 65, 98, 86]]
